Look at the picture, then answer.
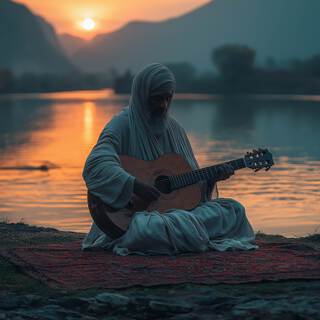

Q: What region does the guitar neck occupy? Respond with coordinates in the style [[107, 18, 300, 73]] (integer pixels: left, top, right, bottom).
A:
[[169, 158, 246, 191]]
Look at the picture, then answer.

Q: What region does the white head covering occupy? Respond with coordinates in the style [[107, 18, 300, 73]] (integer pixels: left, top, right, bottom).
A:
[[128, 63, 175, 155], [127, 63, 193, 161]]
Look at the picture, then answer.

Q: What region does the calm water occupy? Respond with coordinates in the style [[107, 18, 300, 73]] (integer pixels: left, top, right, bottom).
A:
[[0, 90, 319, 237]]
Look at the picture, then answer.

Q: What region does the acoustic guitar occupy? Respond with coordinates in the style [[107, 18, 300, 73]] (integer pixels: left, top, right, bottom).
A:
[[87, 148, 274, 239]]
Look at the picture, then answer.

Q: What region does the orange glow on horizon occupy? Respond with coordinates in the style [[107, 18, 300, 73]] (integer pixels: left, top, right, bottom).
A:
[[17, 0, 211, 39], [83, 101, 96, 144]]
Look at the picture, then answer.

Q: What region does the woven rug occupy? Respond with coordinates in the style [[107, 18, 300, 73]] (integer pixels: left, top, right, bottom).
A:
[[1, 240, 319, 290]]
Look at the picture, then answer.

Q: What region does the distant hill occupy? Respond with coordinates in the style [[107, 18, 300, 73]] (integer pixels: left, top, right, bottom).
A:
[[59, 33, 87, 57], [0, 0, 75, 75], [73, 0, 320, 73]]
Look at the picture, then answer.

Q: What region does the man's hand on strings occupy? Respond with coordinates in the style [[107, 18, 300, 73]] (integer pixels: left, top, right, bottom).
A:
[[215, 163, 234, 182], [133, 178, 161, 202]]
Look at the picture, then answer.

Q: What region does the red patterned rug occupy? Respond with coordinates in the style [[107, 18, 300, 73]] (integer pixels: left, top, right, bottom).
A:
[[1, 240, 319, 290]]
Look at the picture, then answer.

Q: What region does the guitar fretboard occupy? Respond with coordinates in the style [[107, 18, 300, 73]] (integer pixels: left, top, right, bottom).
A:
[[169, 158, 246, 190]]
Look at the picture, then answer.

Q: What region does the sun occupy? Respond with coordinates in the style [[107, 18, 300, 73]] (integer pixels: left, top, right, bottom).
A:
[[80, 18, 96, 31]]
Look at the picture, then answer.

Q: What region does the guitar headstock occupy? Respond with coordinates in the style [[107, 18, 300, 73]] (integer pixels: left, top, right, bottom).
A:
[[244, 148, 274, 172]]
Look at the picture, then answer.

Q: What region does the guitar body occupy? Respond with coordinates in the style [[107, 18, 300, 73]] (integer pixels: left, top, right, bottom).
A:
[[87, 148, 274, 239], [87, 153, 202, 239]]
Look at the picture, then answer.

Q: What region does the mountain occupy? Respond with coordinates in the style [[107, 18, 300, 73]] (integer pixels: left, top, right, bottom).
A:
[[73, 0, 320, 73], [0, 0, 75, 75], [59, 33, 87, 57]]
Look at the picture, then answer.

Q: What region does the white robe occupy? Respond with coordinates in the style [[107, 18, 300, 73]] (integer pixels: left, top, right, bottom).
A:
[[82, 109, 257, 255], [82, 63, 258, 255]]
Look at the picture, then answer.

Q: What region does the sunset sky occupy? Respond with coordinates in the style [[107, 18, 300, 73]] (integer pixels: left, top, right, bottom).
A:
[[18, 0, 211, 39]]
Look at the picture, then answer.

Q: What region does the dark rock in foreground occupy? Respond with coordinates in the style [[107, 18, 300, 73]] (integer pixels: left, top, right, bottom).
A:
[[1, 282, 320, 319]]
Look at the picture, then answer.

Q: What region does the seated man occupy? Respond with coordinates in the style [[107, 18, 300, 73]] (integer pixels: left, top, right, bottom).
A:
[[82, 63, 257, 255]]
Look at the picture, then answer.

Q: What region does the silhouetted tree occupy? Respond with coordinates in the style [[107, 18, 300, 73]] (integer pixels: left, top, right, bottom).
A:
[[265, 57, 277, 70], [164, 62, 197, 92], [212, 45, 256, 77], [290, 54, 320, 77], [0, 69, 14, 93], [113, 70, 133, 94], [212, 45, 256, 93]]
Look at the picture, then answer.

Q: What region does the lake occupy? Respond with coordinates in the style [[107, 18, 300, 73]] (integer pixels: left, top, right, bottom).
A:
[[0, 90, 319, 237]]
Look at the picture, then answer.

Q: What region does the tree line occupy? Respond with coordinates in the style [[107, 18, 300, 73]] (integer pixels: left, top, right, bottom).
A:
[[114, 45, 320, 95], [0, 71, 111, 94], [2, 44, 320, 95]]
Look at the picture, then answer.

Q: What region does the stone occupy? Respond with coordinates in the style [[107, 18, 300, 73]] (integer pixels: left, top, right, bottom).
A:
[[95, 292, 130, 307], [232, 297, 320, 319], [0, 295, 20, 310], [192, 295, 235, 307], [171, 313, 201, 320], [211, 297, 237, 311], [65, 315, 97, 320], [10, 316, 25, 320], [9, 304, 85, 320], [22, 294, 43, 307], [148, 300, 193, 314], [87, 301, 110, 315], [58, 296, 93, 310], [236, 299, 270, 310]]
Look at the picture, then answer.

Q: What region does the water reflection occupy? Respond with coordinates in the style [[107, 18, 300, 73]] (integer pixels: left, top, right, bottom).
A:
[[172, 98, 320, 159], [83, 102, 96, 145], [0, 90, 319, 237], [0, 99, 54, 153]]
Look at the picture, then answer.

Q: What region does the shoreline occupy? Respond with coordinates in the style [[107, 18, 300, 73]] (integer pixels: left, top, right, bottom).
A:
[[1, 220, 319, 249], [0, 221, 319, 319], [1, 88, 320, 103]]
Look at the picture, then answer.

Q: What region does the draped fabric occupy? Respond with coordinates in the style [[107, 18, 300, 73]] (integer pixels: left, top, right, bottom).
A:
[[82, 63, 257, 255]]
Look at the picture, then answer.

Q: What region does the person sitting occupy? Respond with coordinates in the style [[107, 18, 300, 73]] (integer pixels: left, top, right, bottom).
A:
[[82, 63, 257, 255]]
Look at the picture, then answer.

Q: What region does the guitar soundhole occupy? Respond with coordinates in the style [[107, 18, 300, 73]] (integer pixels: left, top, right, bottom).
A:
[[154, 175, 171, 194]]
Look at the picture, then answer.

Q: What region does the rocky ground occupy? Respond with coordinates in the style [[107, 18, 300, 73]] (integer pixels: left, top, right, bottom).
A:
[[0, 221, 319, 320]]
